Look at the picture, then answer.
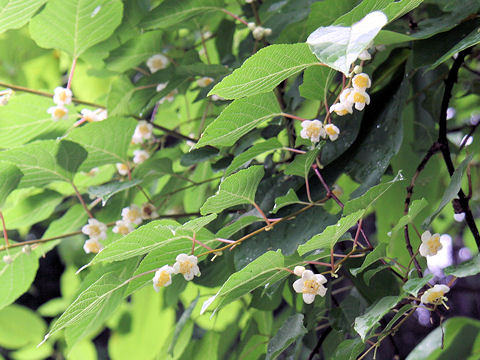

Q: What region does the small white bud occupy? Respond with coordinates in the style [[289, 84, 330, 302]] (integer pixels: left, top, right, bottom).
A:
[[454, 212, 465, 222], [353, 65, 363, 74], [247, 22, 256, 31], [263, 28, 272, 36], [22, 245, 32, 254], [3, 255, 13, 264], [294, 266, 306, 276]]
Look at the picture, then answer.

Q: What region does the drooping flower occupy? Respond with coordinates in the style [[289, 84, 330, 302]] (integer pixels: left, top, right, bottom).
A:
[[152, 265, 174, 291], [347, 89, 370, 111], [330, 102, 352, 116], [121, 204, 143, 225], [300, 119, 326, 143], [80, 108, 107, 123], [53, 87, 72, 105], [294, 266, 306, 276], [197, 77, 214, 88], [0, 89, 14, 106], [324, 124, 340, 141], [116, 163, 129, 176], [133, 149, 150, 164], [420, 284, 450, 306], [292, 270, 327, 304], [81, 219, 107, 240], [173, 253, 201, 281], [419, 231, 442, 257], [158, 89, 178, 105], [141, 203, 158, 220], [47, 105, 68, 120], [132, 121, 153, 144], [83, 238, 104, 254], [112, 220, 134, 235], [146, 54, 170, 73], [352, 73, 371, 91]]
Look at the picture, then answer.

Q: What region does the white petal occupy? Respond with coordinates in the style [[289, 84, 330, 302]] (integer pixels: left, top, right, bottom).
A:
[[303, 293, 315, 304], [292, 279, 304, 293]]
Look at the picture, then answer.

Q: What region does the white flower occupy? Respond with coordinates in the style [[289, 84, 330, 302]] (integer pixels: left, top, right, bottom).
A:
[[133, 149, 150, 164], [294, 266, 306, 276], [300, 120, 326, 143], [156, 82, 168, 92], [197, 77, 214, 88], [420, 284, 450, 305], [292, 270, 327, 304], [53, 87, 72, 105], [347, 89, 370, 111], [141, 203, 158, 220], [83, 238, 104, 254], [446, 107, 456, 120], [454, 212, 465, 222], [132, 121, 153, 144], [116, 163, 129, 176], [81, 219, 107, 240], [173, 253, 201, 281], [80, 108, 107, 123], [246, 0, 254, 3], [339, 88, 354, 106], [121, 204, 143, 225], [0, 88, 14, 106], [329, 102, 352, 116], [152, 265, 174, 291], [159, 89, 178, 104], [146, 54, 170, 73], [47, 105, 68, 120], [352, 73, 372, 90], [419, 231, 442, 257], [112, 220, 134, 235], [324, 124, 340, 141], [358, 49, 372, 61], [3, 255, 13, 264]]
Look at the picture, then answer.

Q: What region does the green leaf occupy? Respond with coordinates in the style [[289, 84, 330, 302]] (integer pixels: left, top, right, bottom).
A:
[[388, 198, 428, 244], [444, 254, 480, 278], [225, 138, 282, 176], [406, 317, 480, 360], [299, 66, 334, 101], [0, 163, 23, 207], [2, 190, 63, 229], [88, 179, 143, 206], [132, 157, 174, 185], [344, 171, 404, 215], [200, 166, 265, 215], [350, 243, 387, 276], [354, 295, 401, 341], [0, 304, 46, 349], [0, 0, 47, 34], [402, 274, 434, 297], [200, 250, 289, 314], [284, 148, 319, 178], [307, 11, 388, 75], [209, 44, 320, 99], [265, 314, 307, 360], [0, 245, 39, 311], [141, 0, 224, 30], [168, 296, 198, 355], [333, 338, 365, 360], [272, 189, 301, 214], [0, 94, 76, 149], [179, 214, 217, 233], [30, 0, 123, 57], [42, 259, 138, 347], [298, 210, 364, 255], [381, 0, 424, 21], [196, 93, 282, 148], [423, 154, 473, 227], [106, 30, 163, 72], [67, 117, 137, 171], [0, 140, 87, 188]]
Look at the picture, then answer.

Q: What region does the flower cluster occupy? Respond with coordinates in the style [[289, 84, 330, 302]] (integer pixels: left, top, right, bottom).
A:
[[300, 120, 340, 142], [48, 86, 72, 120], [82, 219, 107, 254], [152, 253, 201, 291], [112, 203, 158, 236], [330, 73, 372, 116], [292, 266, 328, 304], [247, 23, 272, 40], [156, 82, 178, 104]]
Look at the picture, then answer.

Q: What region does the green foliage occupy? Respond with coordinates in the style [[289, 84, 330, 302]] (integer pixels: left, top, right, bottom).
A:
[[0, 1, 479, 359]]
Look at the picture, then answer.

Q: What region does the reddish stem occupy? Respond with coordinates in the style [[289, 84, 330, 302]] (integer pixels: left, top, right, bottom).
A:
[[220, 9, 249, 25], [281, 112, 307, 122], [66, 57, 77, 90], [252, 202, 270, 225], [0, 210, 9, 247]]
